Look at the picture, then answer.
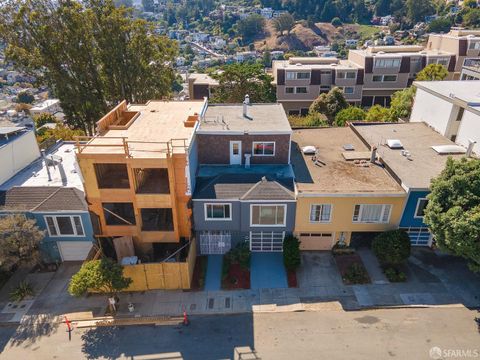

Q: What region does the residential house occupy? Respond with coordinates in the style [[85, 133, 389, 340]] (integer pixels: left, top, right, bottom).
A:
[[0, 142, 96, 261], [187, 73, 219, 100], [411, 80, 480, 156], [291, 127, 406, 250], [30, 99, 62, 117], [352, 122, 468, 246], [460, 58, 480, 80], [192, 101, 296, 254]]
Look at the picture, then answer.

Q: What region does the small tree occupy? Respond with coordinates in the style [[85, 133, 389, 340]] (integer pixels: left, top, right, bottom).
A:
[[424, 158, 480, 272], [16, 91, 35, 104], [366, 105, 393, 122], [34, 113, 58, 128], [372, 230, 411, 267], [0, 215, 45, 270], [69, 258, 132, 310], [283, 235, 301, 271], [273, 13, 295, 35], [309, 87, 348, 125], [331, 17, 342, 27], [334, 106, 366, 126], [416, 64, 449, 81], [262, 50, 272, 67], [389, 87, 416, 120], [237, 14, 265, 42]]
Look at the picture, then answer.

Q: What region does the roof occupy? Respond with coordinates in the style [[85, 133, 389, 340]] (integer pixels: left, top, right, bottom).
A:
[[352, 122, 467, 190], [0, 142, 84, 191], [188, 73, 219, 86], [0, 186, 87, 212], [349, 47, 453, 57], [291, 127, 404, 196], [414, 81, 480, 113], [30, 99, 60, 112], [199, 103, 292, 134], [0, 126, 25, 135], [194, 173, 295, 200], [273, 58, 360, 71]]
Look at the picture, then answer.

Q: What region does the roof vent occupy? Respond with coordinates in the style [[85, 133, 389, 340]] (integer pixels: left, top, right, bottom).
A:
[[343, 144, 355, 151], [302, 146, 316, 154], [386, 139, 403, 149]]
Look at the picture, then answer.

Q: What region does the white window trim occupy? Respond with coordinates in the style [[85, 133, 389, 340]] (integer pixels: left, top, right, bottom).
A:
[[286, 71, 311, 80], [204, 203, 232, 221], [309, 204, 333, 223], [414, 198, 428, 219], [341, 86, 355, 94], [44, 215, 85, 237], [372, 74, 398, 82], [352, 204, 392, 224], [250, 204, 287, 227], [252, 141, 276, 157], [374, 58, 401, 69], [284, 87, 308, 94]]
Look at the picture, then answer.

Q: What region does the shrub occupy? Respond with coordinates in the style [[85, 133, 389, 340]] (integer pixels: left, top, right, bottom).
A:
[[332, 242, 355, 255], [224, 242, 251, 270], [372, 230, 411, 266], [283, 235, 301, 271], [331, 17, 342, 27], [384, 267, 407, 282], [10, 281, 35, 302], [343, 263, 369, 284]]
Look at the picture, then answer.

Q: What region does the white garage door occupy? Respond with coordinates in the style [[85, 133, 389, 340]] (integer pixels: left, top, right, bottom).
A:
[[250, 231, 284, 252], [58, 241, 93, 261], [299, 233, 334, 251]]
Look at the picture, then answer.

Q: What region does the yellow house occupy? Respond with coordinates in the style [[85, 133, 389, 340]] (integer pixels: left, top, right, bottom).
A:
[[291, 127, 406, 250]]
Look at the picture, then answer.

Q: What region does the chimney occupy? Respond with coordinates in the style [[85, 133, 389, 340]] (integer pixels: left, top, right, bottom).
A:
[[243, 94, 250, 118], [466, 139, 476, 158], [370, 145, 377, 163]]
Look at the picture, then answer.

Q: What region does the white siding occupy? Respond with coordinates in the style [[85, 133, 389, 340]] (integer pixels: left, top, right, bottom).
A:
[[410, 89, 453, 135], [0, 131, 40, 185], [457, 110, 480, 156]]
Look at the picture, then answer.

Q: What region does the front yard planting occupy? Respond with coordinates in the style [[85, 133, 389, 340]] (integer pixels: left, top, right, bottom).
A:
[[334, 246, 371, 285], [372, 230, 411, 283], [283, 235, 300, 287], [222, 243, 251, 290], [190, 256, 208, 291]]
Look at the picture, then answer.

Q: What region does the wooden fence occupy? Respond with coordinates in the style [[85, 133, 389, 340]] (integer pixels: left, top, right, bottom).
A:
[[122, 240, 197, 291]]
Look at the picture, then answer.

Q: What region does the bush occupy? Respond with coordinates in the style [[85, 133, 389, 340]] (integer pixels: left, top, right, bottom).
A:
[[334, 106, 366, 126], [10, 281, 35, 302], [283, 235, 301, 271], [343, 263, 369, 284], [16, 91, 34, 104], [224, 242, 251, 270], [331, 17, 342, 27], [372, 230, 411, 266], [384, 267, 407, 282]]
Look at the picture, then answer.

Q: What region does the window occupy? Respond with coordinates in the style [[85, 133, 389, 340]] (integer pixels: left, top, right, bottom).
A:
[[352, 204, 392, 223], [373, 75, 397, 82], [252, 142, 275, 156], [310, 204, 332, 223], [415, 198, 428, 218], [320, 86, 330, 94], [456, 107, 464, 122], [286, 71, 310, 80], [296, 72, 310, 79], [103, 202, 136, 226], [343, 87, 354, 94], [372, 75, 383, 82], [296, 87, 307, 94], [44, 215, 85, 237], [288, 110, 300, 116], [94, 163, 130, 189], [469, 41, 480, 50], [205, 203, 232, 221], [251, 205, 286, 226], [428, 57, 449, 66], [141, 208, 173, 231], [285, 87, 294, 94], [300, 108, 309, 116], [337, 72, 346, 79], [374, 58, 401, 68], [346, 71, 356, 79]]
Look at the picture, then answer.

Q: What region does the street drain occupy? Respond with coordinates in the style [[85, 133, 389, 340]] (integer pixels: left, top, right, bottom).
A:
[[208, 298, 214, 309], [225, 297, 231, 308]]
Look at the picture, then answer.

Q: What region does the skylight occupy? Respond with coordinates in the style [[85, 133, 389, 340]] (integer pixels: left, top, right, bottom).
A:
[[386, 139, 403, 149], [431, 145, 466, 154]]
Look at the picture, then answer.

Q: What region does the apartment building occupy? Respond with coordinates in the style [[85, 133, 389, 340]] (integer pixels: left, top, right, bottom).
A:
[[75, 99, 207, 260], [187, 73, 219, 100]]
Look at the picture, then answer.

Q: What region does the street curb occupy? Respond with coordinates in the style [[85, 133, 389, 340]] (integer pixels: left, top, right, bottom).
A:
[[356, 303, 468, 311]]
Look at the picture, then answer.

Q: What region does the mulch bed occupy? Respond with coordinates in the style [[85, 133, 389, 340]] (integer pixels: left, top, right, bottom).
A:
[[189, 256, 208, 291], [222, 263, 250, 290], [334, 253, 371, 285], [287, 270, 297, 288]]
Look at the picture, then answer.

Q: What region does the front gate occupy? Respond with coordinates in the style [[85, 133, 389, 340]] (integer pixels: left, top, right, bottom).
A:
[[199, 233, 232, 255]]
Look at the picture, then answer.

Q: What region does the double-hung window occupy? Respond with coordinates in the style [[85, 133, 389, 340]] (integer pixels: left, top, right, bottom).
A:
[[251, 205, 286, 226], [205, 203, 231, 221], [252, 142, 275, 156], [414, 198, 428, 218], [45, 215, 85, 237], [374, 58, 401, 68], [352, 204, 392, 223], [310, 204, 332, 223]]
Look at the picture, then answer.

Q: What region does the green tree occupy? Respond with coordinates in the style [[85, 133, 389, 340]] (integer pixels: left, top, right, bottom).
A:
[[34, 113, 58, 128], [283, 235, 301, 271], [273, 13, 295, 35], [389, 87, 416, 120], [0, 215, 45, 271], [142, 0, 154, 12], [365, 105, 393, 122], [334, 106, 366, 126], [0, 0, 177, 135], [424, 158, 480, 272], [463, 0, 478, 9], [36, 124, 86, 144], [210, 63, 276, 103], [309, 87, 348, 125], [372, 230, 411, 267], [331, 17, 342, 27], [406, 0, 435, 23], [262, 50, 272, 67], [416, 64, 449, 81], [463, 8, 480, 28], [375, 0, 390, 16], [321, 0, 337, 22], [427, 17, 453, 33], [16, 91, 34, 104], [68, 258, 132, 306], [237, 14, 265, 42]]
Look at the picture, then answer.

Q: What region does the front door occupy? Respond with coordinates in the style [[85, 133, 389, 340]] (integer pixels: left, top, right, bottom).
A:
[[229, 141, 242, 165]]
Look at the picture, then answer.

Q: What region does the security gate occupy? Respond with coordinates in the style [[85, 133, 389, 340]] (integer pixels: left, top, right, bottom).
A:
[[402, 227, 432, 246], [250, 231, 284, 252], [199, 233, 232, 254]]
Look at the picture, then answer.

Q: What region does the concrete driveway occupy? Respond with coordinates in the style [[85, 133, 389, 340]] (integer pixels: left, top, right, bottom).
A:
[[297, 251, 344, 289]]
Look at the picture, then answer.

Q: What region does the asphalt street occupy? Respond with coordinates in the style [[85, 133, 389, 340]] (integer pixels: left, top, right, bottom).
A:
[[0, 307, 479, 360]]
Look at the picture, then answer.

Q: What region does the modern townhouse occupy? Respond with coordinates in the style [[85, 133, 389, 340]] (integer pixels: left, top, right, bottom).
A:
[[191, 100, 296, 254], [352, 122, 469, 246], [0, 142, 96, 262], [291, 127, 406, 250], [75, 99, 206, 261], [411, 80, 480, 156]]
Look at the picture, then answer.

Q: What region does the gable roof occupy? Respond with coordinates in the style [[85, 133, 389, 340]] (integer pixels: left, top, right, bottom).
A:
[[0, 186, 87, 212], [193, 174, 295, 200]]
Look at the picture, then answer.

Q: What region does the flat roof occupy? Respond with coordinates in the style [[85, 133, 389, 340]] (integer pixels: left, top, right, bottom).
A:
[[0, 142, 84, 191], [291, 127, 404, 195], [199, 103, 292, 134], [350, 48, 453, 57], [273, 59, 360, 70], [0, 126, 30, 147], [414, 81, 480, 108], [352, 122, 467, 190], [189, 73, 219, 86]]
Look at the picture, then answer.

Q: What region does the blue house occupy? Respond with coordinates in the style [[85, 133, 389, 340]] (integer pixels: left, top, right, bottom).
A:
[[0, 142, 97, 262], [353, 122, 467, 246]]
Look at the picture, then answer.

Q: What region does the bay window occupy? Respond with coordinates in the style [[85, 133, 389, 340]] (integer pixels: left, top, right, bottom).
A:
[[251, 204, 286, 226], [205, 203, 231, 221], [45, 215, 85, 237]]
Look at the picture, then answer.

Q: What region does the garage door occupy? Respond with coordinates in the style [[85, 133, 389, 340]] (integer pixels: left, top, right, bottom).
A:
[[58, 241, 93, 261], [299, 233, 334, 250], [250, 232, 284, 252]]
